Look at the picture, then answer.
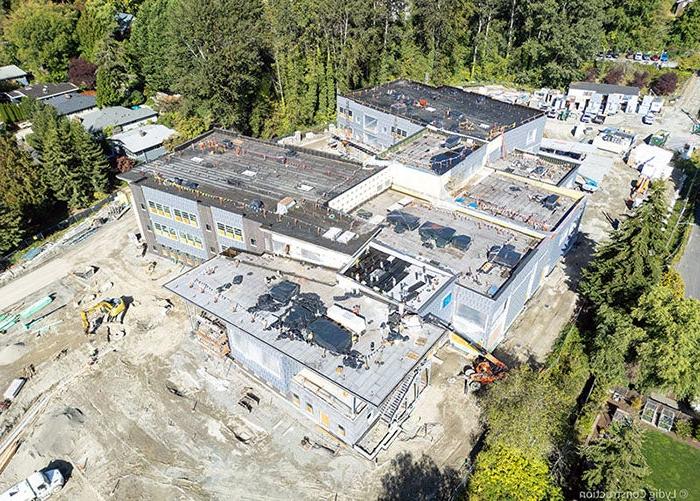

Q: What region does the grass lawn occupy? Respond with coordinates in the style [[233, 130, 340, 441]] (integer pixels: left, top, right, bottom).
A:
[[642, 429, 700, 493]]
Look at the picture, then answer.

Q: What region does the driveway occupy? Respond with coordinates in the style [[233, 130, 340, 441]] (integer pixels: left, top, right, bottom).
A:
[[677, 207, 700, 299]]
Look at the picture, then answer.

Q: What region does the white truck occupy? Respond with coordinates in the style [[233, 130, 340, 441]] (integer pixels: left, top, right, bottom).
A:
[[0, 469, 64, 501]]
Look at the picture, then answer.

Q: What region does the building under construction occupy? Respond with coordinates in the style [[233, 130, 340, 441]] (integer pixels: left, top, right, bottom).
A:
[[118, 81, 586, 455]]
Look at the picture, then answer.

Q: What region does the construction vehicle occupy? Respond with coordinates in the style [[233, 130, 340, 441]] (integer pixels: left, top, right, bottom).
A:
[[648, 130, 669, 147], [627, 175, 651, 208], [80, 297, 126, 334], [0, 468, 64, 501], [459, 353, 508, 392]]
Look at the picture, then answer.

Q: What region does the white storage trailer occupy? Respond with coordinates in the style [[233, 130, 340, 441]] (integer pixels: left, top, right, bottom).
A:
[[0, 469, 64, 501]]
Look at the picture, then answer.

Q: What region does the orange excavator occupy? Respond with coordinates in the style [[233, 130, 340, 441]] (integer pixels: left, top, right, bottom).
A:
[[460, 353, 508, 393]]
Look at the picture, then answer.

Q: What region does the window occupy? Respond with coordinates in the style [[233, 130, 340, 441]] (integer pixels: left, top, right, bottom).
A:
[[210, 246, 216, 252], [250, 238, 257, 247], [442, 293, 453, 309], [140, 203, 146, 210], [337, 425, 346, 437], [339, 106, 353, 120], [364, 114, 378, 132], [154, 222, 178, 241], [527, 128, 537, 145], [306, 402, 313, 414], [205, 224, 212, 231], [292, 393, 300, 407], [148, 200, 172, 218], [391, 126, 408, 138], [173, 208, 199, 227], [146, 225, 151, 231], [216, 222, 243, 241], [179, 230, 203, 249]]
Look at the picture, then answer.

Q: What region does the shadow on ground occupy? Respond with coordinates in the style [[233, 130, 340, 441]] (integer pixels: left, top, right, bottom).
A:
[[377, 452, 462, 501], [561, 232, 598, 291]]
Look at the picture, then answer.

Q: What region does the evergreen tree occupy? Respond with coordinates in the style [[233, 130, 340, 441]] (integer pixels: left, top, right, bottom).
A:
[[0, 202, 25, 254], [0, 135, 48, 215], [96, 38, 140, 107], [129, 0, 175, 92], [581, 422, 650, 492], [27, 103, 60, 160], [71, 121, 109, 195], [43, 120, 92, 209], [580, 182, 669, 312]]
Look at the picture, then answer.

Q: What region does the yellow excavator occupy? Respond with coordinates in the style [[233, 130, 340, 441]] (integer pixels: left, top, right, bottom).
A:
[[80, 297, 127, 334]]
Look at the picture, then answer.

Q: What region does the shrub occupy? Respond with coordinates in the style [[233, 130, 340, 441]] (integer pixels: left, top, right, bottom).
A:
[[585, 67, 599, 82], [674, 418, 693, 439], [604, 66, 625, 85], [68, 57, 97, 89], [630, 71, 650, 89], [651, 72, 679, 95]]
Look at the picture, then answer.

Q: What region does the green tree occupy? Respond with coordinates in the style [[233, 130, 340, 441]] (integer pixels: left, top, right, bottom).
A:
[[581, 422, 650, 492], [95, 38, 140, 106], [26, 101, 60, 160], [481, 365, 568, 459], [468, 444, 563, 501], [165, 0, 266, 129], [670, 1, 700, 51], [633, 281, 700, 399], [129, 0, 175, 92], [0, 135, 48, 214], [3, 0, 78, 81], [71, 121, 109, 195], [42, 120, 91, 209], [0, 201, 25, 254], [580, 182, 669, 312], [76, 0, 119, 62]]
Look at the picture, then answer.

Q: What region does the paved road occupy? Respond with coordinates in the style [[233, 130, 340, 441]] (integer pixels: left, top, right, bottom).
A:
[[677, 207, 700, 299]]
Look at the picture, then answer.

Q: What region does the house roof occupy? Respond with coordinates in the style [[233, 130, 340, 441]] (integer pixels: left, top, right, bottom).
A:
[[0, 65, 27, 81], [5, 82, 78, 101], [81, 106, 158, 132], [44, 93, 97, 116], [569, 82, 640, 96], [110, 124, 175, 153]]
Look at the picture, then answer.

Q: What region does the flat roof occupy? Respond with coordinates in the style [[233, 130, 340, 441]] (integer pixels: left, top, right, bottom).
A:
[[454, 173, 578, 233], [81, 105, 157, 132], [379, 128, 484, 174], [110, 124, 175, 152], [6, 82, 78, 100], [569, 82, 640, 96], [355, 190, 539, 297], [44, 92, 96, 116], [0, 64, 27, 81], [164, 254, 446, 407], [490, 150, 578, 186], [345, 79, 544, 140], [119, 129, 382, 254]]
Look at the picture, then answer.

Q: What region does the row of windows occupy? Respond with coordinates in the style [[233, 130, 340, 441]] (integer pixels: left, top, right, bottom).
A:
[[148, 200, 171, 218], [292, 393, 346, 437], [147, 201, 199, 227], [153, 222, 203, 249], [216, 222, 243, 241], [173, 208, 198, 227]]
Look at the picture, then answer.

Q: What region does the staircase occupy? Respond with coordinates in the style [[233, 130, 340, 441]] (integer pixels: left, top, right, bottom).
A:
[[379, 369, 419, 424]]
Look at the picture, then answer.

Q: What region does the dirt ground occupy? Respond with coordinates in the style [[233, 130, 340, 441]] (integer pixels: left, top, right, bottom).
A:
[[0, 214, 481, 500]]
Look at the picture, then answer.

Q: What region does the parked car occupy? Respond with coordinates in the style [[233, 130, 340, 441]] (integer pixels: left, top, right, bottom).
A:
[[660, 51, 669, 62], [592, 115, 606, 125], [634, 52, 643, 61], [643, 53, 651, 61], [642, 114, 656, 125], [0, 469, 64, 501], [546, 109, 558, 119], [651, 54, 660, 61], [580, 114, 593, 123]]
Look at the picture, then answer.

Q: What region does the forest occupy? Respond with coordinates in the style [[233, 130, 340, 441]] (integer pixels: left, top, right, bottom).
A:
[[1, 0, 699, 141]]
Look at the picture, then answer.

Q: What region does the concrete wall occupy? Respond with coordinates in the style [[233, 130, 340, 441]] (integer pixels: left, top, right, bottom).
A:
[[328, 167, 393, 212], [336, 97, 424, 150], [268, 232, 352, 269]]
